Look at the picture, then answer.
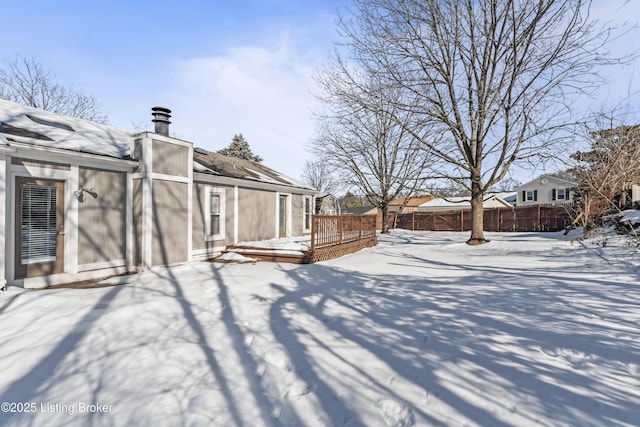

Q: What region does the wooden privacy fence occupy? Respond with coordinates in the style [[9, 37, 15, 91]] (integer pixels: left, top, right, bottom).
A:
[[391, 205, 573, 232], [310, 214, 378, 262]]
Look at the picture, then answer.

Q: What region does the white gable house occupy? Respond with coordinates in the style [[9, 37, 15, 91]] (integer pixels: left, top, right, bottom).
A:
[[516, 175, 578, 205]]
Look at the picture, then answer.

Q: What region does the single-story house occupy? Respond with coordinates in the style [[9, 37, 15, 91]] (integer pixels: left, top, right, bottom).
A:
[[389, 195, 436, 213], [516, 175, 577, 205], [0, 100, 316, 289], [417, 192, 516, 212]]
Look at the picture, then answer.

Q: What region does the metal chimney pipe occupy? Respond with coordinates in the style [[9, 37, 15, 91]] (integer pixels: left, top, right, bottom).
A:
[[151, 106, 171, 136]]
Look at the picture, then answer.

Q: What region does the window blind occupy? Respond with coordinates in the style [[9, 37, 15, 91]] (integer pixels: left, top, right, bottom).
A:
[[21, 184, 57, 264]]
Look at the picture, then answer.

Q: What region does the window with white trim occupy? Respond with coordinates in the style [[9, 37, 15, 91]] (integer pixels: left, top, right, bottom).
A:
[[205, 187, 225, 241], [552, 188, 570, 201], [522, 190, 537, 202]]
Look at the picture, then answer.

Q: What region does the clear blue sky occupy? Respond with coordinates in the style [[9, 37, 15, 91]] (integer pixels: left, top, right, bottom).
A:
[[2, 0, 638, 181], [1, 0, 349, 179]]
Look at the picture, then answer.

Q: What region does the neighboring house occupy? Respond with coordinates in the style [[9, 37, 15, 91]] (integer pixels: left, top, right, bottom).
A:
[[342, 206, 379, 215], [0, 100, 316, 289], [315, 194, 341, 215], [516, 175, 577, 205], [417, 192, 516, 212], [389, 195, 436, 213]]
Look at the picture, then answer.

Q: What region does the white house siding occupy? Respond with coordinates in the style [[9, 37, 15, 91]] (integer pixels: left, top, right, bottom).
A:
[[517, 175, 577, 205]]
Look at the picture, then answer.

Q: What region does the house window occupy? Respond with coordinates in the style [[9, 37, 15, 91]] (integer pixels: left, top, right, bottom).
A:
[[522, 190, 537, 202], [552, 188, 570, 201], [21, 184, 57, 264], [304, 196, 312, 232], [206, 187, 225, 241], [210, 194, 221, 235]]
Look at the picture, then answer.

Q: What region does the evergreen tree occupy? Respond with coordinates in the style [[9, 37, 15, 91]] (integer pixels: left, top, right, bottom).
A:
[[217, 134, 263, 163]]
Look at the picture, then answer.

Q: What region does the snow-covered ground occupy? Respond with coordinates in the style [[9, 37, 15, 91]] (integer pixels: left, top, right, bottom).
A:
[[1, 230, 639, 426]]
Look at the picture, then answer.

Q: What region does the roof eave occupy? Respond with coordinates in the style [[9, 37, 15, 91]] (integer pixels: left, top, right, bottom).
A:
[[194, 171, 317, 194], [7, 141, 138, 172]]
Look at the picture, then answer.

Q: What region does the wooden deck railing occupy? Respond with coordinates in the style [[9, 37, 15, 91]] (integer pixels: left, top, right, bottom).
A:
[[311, 215, 378, 251]]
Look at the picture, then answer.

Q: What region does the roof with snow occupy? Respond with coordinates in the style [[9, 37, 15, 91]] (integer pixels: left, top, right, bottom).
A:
[[389, 195, 436, 207], [0, 100, 317, 191], [0, 99, 132, 159], [342, 206, 379, 215], [419, 192, 517, 208]]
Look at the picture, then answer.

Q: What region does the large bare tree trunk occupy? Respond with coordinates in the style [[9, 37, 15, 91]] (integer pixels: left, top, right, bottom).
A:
[[381, 205, 390, 234], [468, 176, 487, 244]]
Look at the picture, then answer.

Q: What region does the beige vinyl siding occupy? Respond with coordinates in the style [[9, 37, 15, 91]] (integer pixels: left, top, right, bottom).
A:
[[152, 139, 189, 177], [237, 187, 276, 242], [77, 167, 127, 265], [151, 180, 189, 266], [291, 194, 304, 236], [133, 139, 144, 173], [192, 183, 207, 250], [225, 187, 235, 244], [132, 179, 143, 266], [11, 157, 71, 170], [192, 182, 235, 249]]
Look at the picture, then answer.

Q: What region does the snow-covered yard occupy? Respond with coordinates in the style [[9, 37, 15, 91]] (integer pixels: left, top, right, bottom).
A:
[[1, 230, 639, 426]]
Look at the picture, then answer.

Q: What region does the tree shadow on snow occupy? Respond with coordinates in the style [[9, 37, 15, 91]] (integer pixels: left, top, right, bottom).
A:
[[268, 252, 640, 426]]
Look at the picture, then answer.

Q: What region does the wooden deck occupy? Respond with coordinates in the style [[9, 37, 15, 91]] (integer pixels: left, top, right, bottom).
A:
[[222, 215, 378, 264]]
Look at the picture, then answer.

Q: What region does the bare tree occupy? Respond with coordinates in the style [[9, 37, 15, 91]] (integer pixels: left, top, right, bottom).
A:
[[301, 159, 342, 195], [312, 76, 431, 233], [0, 55, 108, 123], [489, 176, 522, 193], [569, 112, 640, 230], [328, 0, 625, 244]]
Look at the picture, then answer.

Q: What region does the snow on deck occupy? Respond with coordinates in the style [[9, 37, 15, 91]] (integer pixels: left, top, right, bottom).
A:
[[234, 236, 311, 252]]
